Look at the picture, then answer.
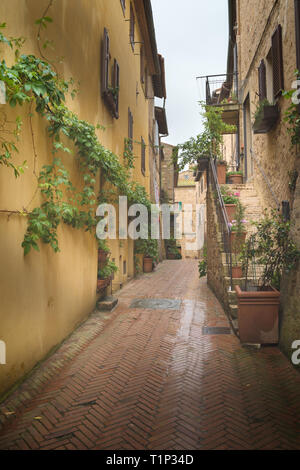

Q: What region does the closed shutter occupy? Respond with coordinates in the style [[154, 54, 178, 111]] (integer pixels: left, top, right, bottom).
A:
[[130, 3, 135, 50], [141, 137, 145, 175], [140, 45, 145, 84], [113, 59, 120, 117], [295, 0, 300, 70], [128, 108, 133, 151], [258, 59, 267, 101], [272, 24, 284, 98], [101, 28, 110, 95]]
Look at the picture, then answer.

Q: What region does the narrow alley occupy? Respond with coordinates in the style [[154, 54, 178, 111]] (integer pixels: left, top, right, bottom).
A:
[[1, 260, 300, 450]]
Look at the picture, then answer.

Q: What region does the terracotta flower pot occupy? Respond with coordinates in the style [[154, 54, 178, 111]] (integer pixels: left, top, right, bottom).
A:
[[143, 257, 153, 273], [235, 285, 280, 345], [230, 231, 246, 252], [225, 204, 237, 222], [232, 266, 243, 278], [229, 174, 243, 184], [97, 278, 110, 291], [217, 162, 227, 185]]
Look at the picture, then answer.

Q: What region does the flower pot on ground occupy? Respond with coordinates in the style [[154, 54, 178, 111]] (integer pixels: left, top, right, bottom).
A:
[[235, 285, 280, 344], [166, 239, 182, 260], [143, 257, 153, 273], [217, 161, 227, 185], [135, 238, 159, 273]]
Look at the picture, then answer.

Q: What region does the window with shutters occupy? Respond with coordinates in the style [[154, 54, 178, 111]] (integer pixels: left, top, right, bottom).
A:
[[128, 108, 133, 152], [130, 3, 135, 51], [101, 28, 120, 119], [272, 24, 284, 99], [141, 137, 146, 175]]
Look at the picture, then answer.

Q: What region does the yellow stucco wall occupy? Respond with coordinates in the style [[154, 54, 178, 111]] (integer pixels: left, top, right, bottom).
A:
[[0, 0, 154, 396]]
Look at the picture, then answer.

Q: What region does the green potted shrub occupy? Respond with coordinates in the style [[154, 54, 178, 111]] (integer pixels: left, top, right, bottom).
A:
[[226, 170, 244, 185], [236, 210, 300, 345], [221, 186, 240, 222], [98, 239, 110, 266], [166, 238, 182, 259], [135, 239, 159, 273], [97, 260, 118, 291]]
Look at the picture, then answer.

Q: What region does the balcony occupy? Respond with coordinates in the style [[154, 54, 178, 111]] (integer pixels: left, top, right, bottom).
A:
[[197, 73, 240, 129]]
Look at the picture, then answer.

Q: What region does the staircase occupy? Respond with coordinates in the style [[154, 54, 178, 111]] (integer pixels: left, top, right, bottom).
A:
[[221, 182, 265, 331]]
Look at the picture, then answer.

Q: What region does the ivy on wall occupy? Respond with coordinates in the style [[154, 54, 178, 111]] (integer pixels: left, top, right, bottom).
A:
[[0, 21, 152, 255]]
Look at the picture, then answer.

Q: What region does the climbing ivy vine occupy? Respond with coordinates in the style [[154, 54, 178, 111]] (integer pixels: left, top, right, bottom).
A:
[[0, 21, 152, 254]]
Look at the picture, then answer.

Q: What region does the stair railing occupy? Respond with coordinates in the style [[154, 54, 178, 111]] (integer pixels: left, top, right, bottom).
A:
[[210, 158, 233, 291]]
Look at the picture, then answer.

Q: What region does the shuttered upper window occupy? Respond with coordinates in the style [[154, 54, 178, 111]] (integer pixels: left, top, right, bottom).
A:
[[130, 3, 135, 51], [128, 108, 133, 151], [101, 28, 110, 96], [101, 28, 119, 119], [258, 59, 267, 101], [141, 137, 146, 175], [271, 24, 284, 99]]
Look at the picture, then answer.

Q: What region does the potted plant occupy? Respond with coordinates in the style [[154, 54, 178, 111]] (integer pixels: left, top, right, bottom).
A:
[[221, 186, 240, 222], [98, 239, 110, 266], [135, 239, 159, 273], [236, 210, 300, 345], [227, 170, 244, 185], [166, 238, 182, 260], [216, 159, 227, 185], [253, 99, 279, 134], [97, 260, 118, 291]]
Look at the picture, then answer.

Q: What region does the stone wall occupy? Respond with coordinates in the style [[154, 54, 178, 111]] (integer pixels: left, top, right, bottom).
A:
[[161, 142, 176, 202]]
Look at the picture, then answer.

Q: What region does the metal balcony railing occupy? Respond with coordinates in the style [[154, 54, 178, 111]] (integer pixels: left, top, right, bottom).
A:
[[197, 73, 239, 106]]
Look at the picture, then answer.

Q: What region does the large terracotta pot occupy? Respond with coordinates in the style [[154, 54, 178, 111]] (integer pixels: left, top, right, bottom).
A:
[[97, 278, 110, 291], [232, 266, 243, 278], [230, 231, 246, 252], [235, 285, 280, 344], [217, 162, 227, 185], [229, 174, 243, 184], [225, 204, 237, 222], [143, 257, 153, 273]]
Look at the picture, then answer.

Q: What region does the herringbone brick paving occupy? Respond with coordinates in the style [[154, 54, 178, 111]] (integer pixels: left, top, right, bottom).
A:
[[1, 260, 300, 449]]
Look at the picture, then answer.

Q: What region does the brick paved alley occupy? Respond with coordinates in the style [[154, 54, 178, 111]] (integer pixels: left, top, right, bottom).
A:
[[1, 260, 300, 450]]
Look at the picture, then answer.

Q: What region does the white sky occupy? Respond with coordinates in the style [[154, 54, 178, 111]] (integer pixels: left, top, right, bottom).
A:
[[151, 0, 229, 146]]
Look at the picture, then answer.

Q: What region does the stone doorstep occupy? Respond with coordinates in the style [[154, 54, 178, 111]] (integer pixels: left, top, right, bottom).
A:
[[96, 296, 118, 312]]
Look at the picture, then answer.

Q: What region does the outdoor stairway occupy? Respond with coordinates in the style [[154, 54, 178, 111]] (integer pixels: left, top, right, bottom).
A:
[[221, 182, 265, 331]]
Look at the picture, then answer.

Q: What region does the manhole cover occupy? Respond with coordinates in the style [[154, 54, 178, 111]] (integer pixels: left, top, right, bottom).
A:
[[130, 298, 181, 310], [202, 326, 232, 335]]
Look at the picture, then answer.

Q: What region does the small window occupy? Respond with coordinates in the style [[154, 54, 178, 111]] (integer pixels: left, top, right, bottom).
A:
[[123, 260, 127, 274], [101, 28, 120, 119], [130, 3, 135, 51], [141, 137, 146, 175]]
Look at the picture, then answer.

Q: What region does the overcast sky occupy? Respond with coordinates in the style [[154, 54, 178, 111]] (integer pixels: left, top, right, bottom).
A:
[[151, 0, 229, 147]]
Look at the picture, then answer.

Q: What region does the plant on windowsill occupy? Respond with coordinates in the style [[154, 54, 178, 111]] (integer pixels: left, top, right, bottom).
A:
[[103, 86, 119, 119], [236, 210, 300, 345], [252, 98, 279, 134]]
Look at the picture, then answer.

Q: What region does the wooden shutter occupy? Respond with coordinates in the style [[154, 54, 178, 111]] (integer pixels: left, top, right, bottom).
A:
[[272, 24, 284, 98], [130, 3, 135, 50], [258, 59, 267, 101], [128, 108, 133, 151], [141, 137, 145, 175], [140, 45, 145, 84], [113, 59, 120, 117], [101, 28, 110, 95]]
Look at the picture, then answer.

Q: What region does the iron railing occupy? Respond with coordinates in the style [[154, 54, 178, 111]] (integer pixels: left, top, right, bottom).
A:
[[210, 158, 233, 291], [197, 73, 239, 106]]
